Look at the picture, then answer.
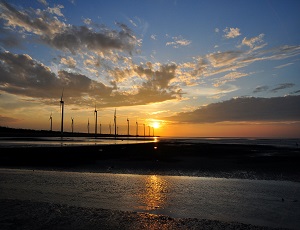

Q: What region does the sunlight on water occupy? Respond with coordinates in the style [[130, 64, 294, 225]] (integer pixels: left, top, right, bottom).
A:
[[0, 169, 299, 229], [137, 175, 168, 211]]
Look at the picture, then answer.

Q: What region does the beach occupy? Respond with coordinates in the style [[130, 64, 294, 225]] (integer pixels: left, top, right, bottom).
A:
[[1, 139, 299, 229]]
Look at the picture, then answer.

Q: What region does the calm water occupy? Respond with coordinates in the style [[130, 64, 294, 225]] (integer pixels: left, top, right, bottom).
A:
[[0, 169, 299, 229]]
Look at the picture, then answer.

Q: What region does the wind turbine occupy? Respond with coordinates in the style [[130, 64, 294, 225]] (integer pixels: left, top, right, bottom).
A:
[[127, 118, 129, 136], [87, 118, 90, 134], [148, 125, 150, 136], [136, 120, 138, 136], [94, 105, 97, 137], [49, 112, 53, 131], [71, 117, 74, 133], [100, 123, 102, 135], [114, 108, 117, 138], [60, 89, 64, 136]]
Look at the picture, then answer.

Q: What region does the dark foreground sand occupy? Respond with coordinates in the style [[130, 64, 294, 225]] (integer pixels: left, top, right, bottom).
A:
[[0, 199, 288, 230], [0, 141, 299, 229], [1, 140, 299, 181]]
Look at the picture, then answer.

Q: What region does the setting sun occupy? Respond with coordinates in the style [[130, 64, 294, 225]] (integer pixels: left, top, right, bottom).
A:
[[152, 122, 160, 129]]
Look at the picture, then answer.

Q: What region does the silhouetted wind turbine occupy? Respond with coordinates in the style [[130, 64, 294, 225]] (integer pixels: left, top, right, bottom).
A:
[[148, 125, 150, 136], [49, 112, 53, 131], [136, 120, 138, 136], [127, 118, 129, 136], [94, 105, 97, 137], [87, 118, 90, 134], [100, 123, 102, 135], [71, 117, 74, 133], [114, 108, 117, 138], [60, 89, 64, 136]]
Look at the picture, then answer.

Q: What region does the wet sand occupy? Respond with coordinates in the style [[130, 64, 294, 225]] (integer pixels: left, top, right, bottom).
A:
[[0, 141, 299, 229], [0, 199, 287, 230], [1, 140, 299, 182]]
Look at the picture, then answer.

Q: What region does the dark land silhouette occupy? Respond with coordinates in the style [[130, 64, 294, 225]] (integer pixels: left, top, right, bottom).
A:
[[0, 126, 299, 182]]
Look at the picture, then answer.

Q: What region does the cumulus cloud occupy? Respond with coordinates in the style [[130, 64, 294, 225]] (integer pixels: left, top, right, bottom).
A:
[[0, 51, 180, 107], [166, 95, 300, 123], [60, 57, 76, 68], [223, 27, 241, 39], [46, 4, 64, 16], [0, 1, 140, 55]]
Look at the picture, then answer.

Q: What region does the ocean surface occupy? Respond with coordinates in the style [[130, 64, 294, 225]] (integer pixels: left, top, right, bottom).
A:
[[0, 136, 299, 148], [0, 168, 299, 229]]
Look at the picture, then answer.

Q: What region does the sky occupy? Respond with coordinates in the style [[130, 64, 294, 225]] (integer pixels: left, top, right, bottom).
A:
[[0, 0, 300, 138]]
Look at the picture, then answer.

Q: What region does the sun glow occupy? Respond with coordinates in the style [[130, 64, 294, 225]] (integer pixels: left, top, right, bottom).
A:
[[152, 122, 160, 129]]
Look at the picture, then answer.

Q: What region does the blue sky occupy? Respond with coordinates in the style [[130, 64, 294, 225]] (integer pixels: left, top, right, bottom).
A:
[[0, 0, 300, 137]]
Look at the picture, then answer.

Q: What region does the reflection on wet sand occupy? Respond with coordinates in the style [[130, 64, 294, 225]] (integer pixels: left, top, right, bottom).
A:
[[137, 175, 168, 211]]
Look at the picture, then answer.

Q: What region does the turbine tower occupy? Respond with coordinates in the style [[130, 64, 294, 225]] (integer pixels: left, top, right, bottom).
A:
[[71, 117, 74, 133], [60, 89, 64, 136], [127, 118, 129, 136], [49, 112, 53, 131], [94, 105, 97, 136], [87, 118, 90, 134], [100, 123, 102, 135], [114, 108, 117, 138], [136, 120, 138, 136]]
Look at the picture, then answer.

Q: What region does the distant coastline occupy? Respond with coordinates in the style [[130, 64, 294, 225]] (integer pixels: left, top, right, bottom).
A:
[[0, 126, 157, 138]]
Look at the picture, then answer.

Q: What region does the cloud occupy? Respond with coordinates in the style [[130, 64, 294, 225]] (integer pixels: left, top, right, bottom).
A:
[[83, 18, 92, 25], [150, 34, 157, 40], [270, 83, 295, 93], [0, 115, 19, 123], [60, 57, 76, 68], [166, 36, 191, 48], [206, 51, 243, 68], [166, 95, 300, 123], [213, 71, 249, 87], [223, 27, 241, 39], [0, 1, 140, 54], [38, 0, 48, 6], [253, 85, 269, 93], [241, 34, 265, 49], [0, 51, 180, 107], [46, 4, 64, 16], [274, 63, 293, 69]]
